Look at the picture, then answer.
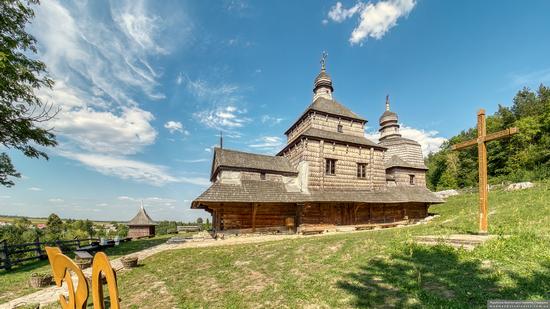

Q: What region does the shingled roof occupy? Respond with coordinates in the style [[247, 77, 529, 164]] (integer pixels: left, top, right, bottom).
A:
[[279, 127, 385, 155], [379, 137, 421, 147], [285, 97, 366, 135], [128, 206, 156, 226], [211, 148, 297, 181], [385, 155, 428, 170], [192, 180, 443, 208]]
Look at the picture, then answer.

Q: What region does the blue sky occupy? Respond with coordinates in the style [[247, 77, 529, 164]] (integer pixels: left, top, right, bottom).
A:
[[1, 0, 550, 222]]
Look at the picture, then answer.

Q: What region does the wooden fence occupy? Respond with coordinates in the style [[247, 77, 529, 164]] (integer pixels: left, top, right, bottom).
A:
[[0, 237, 98, 270]]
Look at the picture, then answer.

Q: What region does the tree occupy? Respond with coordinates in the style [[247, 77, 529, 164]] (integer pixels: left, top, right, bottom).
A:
[[0, 0, 57, 187], [45, 213, 64, 240], [196, 217, 204, 224]]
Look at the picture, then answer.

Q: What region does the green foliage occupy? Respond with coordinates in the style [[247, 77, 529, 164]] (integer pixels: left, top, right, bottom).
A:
[[0, 0, 57, 187], [427, 85, 550, 189]]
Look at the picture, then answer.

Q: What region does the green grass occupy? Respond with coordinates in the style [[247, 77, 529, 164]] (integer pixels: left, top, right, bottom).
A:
[[0, 235, 170, 303], [2, 184, 549, 308], [116, 182, 550, 308]]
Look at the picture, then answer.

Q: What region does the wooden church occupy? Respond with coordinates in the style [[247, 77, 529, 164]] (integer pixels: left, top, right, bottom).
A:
[[192, 56, 442, 234]]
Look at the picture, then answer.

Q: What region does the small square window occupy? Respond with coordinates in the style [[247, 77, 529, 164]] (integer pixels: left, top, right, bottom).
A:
[[357, 163, 367, 178], [409, 175, 415, 185], [337, 124, 343, 133], [260, 172, 266, 180], [325, 159, 336, 175]]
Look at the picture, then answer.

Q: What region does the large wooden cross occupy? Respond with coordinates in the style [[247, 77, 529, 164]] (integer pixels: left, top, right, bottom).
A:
[[451, 109, 518, 234]]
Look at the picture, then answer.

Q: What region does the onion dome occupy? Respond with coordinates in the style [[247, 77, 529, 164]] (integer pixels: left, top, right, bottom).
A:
[[313, 51, 334, 100], [313, 70, 334, 93], [379, 95, 401, 141]]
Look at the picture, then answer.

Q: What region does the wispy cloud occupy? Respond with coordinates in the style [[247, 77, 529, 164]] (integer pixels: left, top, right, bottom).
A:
[[30, 1, 196, 186], [28, 187, 43, 191], [61, 152, 209, 187], [261, 115, 284, 125], [326, 0, 416, 45], [48, 198, 64, 203], [248, 136, 284, 153], [509, 68, 550, 88], [194, 106, 250, 130]]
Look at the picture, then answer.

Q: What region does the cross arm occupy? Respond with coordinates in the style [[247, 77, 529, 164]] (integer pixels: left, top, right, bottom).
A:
[[483, 127, 518, 143], [451, 139, 477, 151]]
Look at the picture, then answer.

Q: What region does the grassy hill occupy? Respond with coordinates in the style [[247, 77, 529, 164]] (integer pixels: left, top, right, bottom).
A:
[[114, 182, 550, 308]]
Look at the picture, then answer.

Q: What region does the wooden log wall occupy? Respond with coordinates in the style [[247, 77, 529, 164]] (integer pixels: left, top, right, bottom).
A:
[[309, 113, 365, 137], [386, 168, 427, 187], [207, 202, 428, 232], [211, 203, 296, 231], [304, 140, 386, 190], [301, 202, 428, 226]]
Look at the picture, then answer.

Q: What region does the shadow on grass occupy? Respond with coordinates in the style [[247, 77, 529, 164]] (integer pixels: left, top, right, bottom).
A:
[[337, 244, 550, 308]]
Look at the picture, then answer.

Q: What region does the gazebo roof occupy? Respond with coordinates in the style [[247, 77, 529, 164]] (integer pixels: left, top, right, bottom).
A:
[[128, 206, 156, 226]]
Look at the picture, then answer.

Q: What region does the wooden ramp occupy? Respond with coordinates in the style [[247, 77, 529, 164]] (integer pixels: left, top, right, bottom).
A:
[[414, 234, 497, 251]]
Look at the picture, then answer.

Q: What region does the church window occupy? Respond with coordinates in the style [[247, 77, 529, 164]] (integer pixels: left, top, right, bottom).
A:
[[325, 159, 336, 175], [337, 124, 343, 133], [357, 163, 367, 178], [409, 174, 415, 185]]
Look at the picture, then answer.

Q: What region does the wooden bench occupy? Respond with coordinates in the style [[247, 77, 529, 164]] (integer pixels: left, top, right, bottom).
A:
[[355, 220, 409, 231]]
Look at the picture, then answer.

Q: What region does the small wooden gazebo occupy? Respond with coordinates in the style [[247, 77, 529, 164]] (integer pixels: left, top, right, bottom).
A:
[[127, 204, 156, 239]]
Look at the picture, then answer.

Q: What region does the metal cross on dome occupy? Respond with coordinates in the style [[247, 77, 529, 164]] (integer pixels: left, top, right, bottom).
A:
[[320, 51, 328, 71]]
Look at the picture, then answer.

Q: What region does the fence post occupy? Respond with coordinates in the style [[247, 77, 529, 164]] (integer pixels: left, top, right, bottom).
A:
[[75, 237, 81, 249], [55, 239, 62, 252], [1, 240, 11, 270], [34, 237, 44, 260]]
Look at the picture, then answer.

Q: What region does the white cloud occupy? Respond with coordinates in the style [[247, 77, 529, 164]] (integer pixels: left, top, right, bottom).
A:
[[29, 1, 197, 186], [112, 1, 168, 55], [326, 0, 416, 45], [176, 73, 184, 85], [178, 158, 210, 163], [249, 136, 284, 150], [28, 187, 43, 191], [400, 126, 447, 155], [365, 124, 447, 156], [0, 195, 11, 199], [62, 152, 210, 187], [48, 198, 64, 203], [164, 121, 189, 135], [261, 115, 284, 125], [194, 106, 250, 130], [53, 107, 157, 156], [328, 2, 365, 23]]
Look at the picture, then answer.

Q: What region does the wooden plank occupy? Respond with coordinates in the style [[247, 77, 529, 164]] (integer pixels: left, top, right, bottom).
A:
[[252, 204, 258, 232], [451, 139, 478, 150], [483, 127, 518, 143], [477, 110, 489, 234]]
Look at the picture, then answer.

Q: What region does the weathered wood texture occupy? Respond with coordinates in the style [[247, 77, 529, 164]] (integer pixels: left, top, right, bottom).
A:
[[211, 203, 296, 231], [382, 140, 425, 168], [451, 109, 518, 234], [287, 112, 365, 143], [301, 140, 386, 190], [386, 167, 426, 186], [128, 226, 155, 239], [210, 202, 427, 233]]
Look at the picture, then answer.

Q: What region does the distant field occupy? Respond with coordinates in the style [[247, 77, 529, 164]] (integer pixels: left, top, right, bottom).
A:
[[0, 216, 122, 225]]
